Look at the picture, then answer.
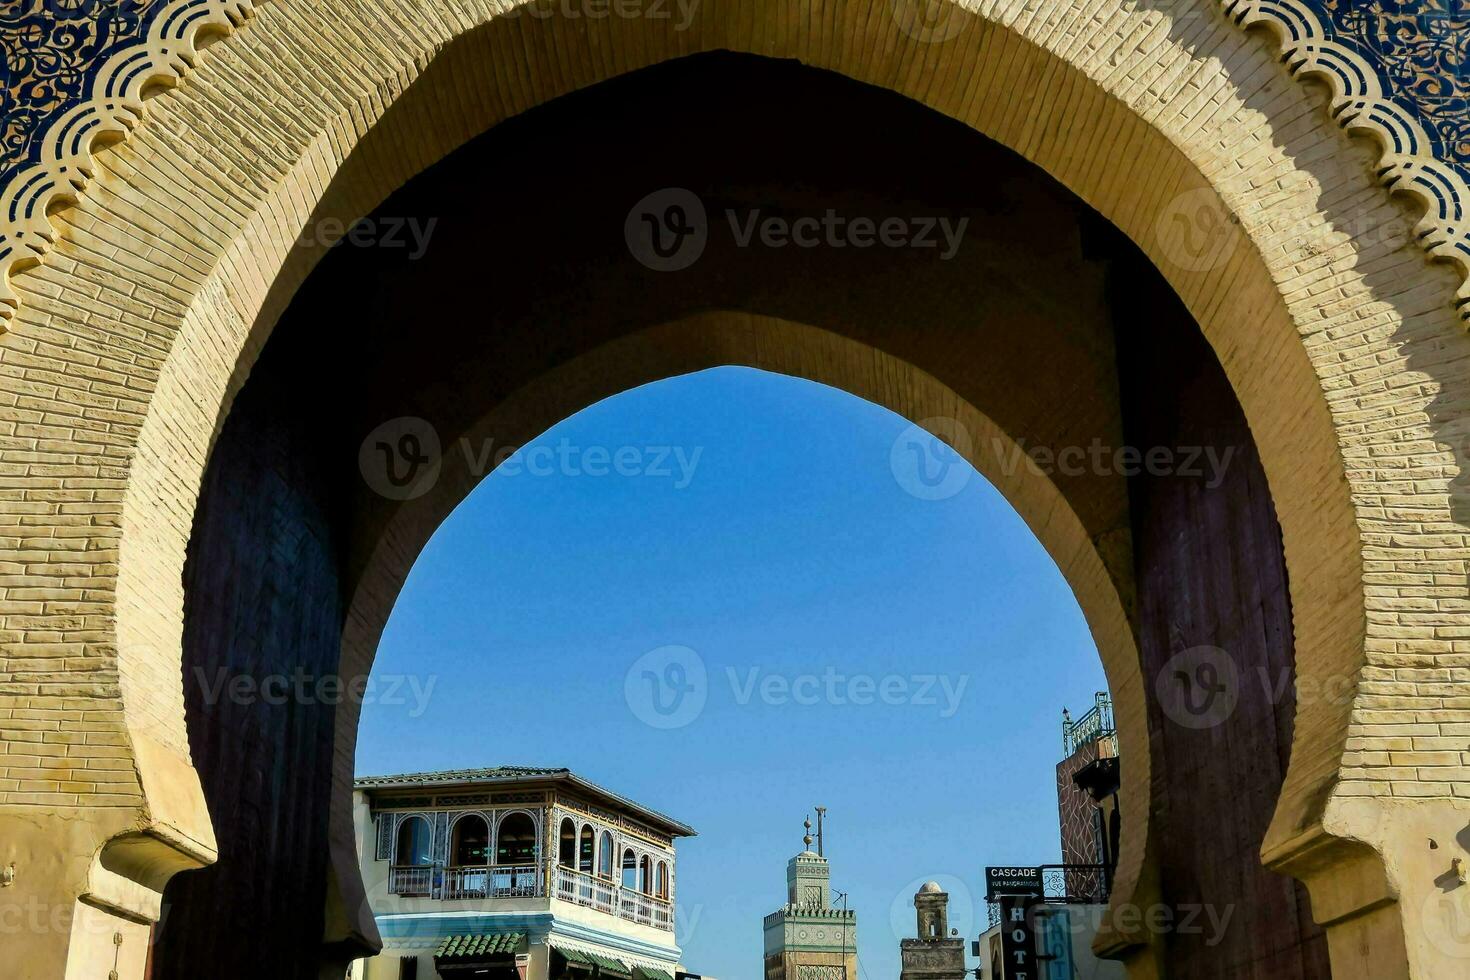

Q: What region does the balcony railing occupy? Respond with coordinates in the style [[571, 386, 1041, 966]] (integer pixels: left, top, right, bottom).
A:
[[389, 861, 673, 931], [390, 864, 540, 899], [554, 865, 673, 931], [389, 865, 432, 897], [554, 865, 618, 914], [1062, 692, 1115, 757], [441, 864, 540, 899]]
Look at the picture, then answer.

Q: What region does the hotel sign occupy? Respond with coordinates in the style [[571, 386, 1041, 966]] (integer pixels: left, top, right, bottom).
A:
[[997, 896, 1037, 980], [985, 865, 1041, 900]]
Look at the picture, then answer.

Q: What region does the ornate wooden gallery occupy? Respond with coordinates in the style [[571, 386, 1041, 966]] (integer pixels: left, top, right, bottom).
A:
[[350, 766, 696, 979]]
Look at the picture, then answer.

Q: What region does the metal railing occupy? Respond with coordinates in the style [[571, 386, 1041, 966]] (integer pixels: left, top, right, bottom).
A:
[[554, 865, 618, 914], [1062, 692, 1115, 757], [1040, 863, 1111, 904], [554, 864, 673, 931], [392, 863, 540, 899], [443, 865, 490, 900], [389, 865, 432, 897], [392, 860, 673, 931]]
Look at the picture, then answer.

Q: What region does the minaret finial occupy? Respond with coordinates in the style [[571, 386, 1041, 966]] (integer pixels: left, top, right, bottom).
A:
[[803, 816, 814, 850]]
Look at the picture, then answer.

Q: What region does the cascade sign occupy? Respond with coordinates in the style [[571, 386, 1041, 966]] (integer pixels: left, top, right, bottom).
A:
[[987, 867, 1042, 978], [985, 865, 1042, 900]]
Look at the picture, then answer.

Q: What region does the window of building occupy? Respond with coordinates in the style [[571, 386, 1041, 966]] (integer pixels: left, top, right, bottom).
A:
[[451, 814, 489, 867], [640, 855, 653, 895], [621, 849, 638, 891], [599, 831, 614, 879], [394, 816, 432, 867], [656, 861, 669, 900], [559, 817, 577, 868], [497, 812, 537, 865], [579, 825, 595, 874]]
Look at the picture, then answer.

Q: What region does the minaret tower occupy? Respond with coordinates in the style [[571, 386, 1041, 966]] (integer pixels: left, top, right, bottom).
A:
[[762, 813, 858, 980], [899, 882, 966, 980]]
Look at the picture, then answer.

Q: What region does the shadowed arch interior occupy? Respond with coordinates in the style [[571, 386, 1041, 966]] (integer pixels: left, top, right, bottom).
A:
[[156, 52, 1328, 979], [451, 814, 489, 867]]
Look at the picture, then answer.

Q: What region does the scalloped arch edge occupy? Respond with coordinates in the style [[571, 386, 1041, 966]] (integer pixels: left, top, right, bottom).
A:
[[1223, 0, 1470, 318], [0, 0, 256, 322], [0, 0, 1467, 324]]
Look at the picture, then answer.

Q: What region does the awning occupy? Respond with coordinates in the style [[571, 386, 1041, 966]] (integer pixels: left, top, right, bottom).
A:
[[634, 967, 676, 980], [552, 946, 596, 970], [587, 952, 632, 977], [435, 933, 526, 963], [548, 944, 634, 978]]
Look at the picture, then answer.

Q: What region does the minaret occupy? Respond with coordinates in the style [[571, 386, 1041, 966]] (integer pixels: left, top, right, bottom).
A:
[[762, 814, 858, 980], [899, 882, 966, 980]]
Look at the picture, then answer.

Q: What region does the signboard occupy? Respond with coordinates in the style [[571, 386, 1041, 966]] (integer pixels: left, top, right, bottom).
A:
[[997, 896, 1038, 980], [1039, 908, 1075, 979], [985, 865, 1041, 900]]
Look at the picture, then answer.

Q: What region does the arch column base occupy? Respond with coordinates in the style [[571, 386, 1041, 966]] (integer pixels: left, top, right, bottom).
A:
[[0, 806, 160, 980], [1, 739, 216, 980], [1268, 796, 1470, 979]]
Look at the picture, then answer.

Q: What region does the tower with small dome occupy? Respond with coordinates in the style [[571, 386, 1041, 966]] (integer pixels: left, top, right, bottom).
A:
[[762, 811, 858, 980], [899, 881, 966, 980]]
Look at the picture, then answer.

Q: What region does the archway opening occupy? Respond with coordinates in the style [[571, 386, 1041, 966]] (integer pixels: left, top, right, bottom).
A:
[[496, 813, 537, 867], [558, 817, 577, 869], [622, 849, 639, 893], [451, 815, 489, 868], [579, 825, 596, 875], [395, 817, 431, 868], [153, 51, 1328, 980]]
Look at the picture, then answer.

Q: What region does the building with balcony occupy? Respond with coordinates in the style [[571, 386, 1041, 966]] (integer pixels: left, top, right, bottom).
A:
[[348, 766, 696, 980], [1057, 693, 1120, 880], [973, 694, 1124, 980]]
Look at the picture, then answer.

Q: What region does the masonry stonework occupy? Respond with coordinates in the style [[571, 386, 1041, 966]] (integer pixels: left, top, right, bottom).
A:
[[2, 2, 1470, 979]]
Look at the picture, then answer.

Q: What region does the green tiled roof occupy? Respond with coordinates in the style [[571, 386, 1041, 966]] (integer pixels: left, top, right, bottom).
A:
[[635, 967, 675, 980], [434, 933, 525, 962]]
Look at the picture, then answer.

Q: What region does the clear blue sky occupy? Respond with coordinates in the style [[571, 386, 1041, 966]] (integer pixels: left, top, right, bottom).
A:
[[357, 366, 1109, 980]]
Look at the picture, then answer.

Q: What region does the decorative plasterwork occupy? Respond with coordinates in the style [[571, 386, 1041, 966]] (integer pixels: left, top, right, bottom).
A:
[[0, 0, 1468, 322], [1222, 0, 1470, 317], [0, 0, 256, 320]]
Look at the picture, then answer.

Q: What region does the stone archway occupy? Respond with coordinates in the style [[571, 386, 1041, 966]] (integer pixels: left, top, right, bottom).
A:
[[1, 2, 1468, 979]]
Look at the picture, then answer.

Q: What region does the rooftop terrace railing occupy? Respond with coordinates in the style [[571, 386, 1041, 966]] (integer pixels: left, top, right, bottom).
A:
[[1062, 692, 1115, 758]]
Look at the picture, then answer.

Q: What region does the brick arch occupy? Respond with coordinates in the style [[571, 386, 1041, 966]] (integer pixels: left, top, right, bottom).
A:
[[2, 1, 1467, 978]]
